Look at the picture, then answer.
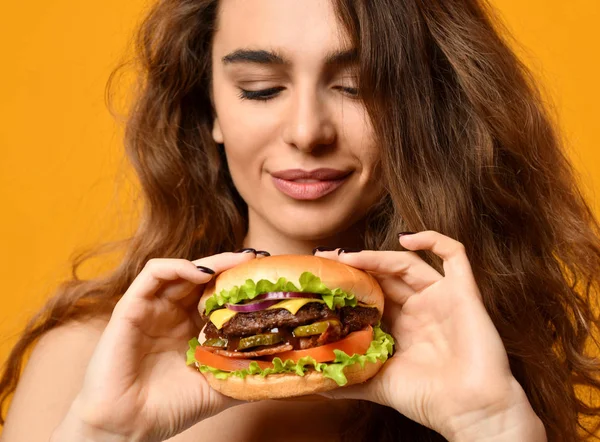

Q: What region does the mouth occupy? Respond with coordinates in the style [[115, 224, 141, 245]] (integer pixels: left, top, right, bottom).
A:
[[270, 168, 352, 201]]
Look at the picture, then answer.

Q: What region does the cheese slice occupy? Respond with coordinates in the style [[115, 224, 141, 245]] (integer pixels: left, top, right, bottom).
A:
[[209, 308, 239, 330], [209, 298, 325, 330], [266, 298, 325, 315]]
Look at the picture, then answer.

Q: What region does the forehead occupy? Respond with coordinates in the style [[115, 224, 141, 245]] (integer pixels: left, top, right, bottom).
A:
[[213, 0, 351, 58]]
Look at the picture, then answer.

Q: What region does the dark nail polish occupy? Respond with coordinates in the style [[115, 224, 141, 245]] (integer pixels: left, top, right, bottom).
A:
[[234, 248, 256, 254], [398, 232, 416, 238], [312, 246, 336, 255], [256, 250, 271, 257], [196, 265, 215, 274], [338, 248, 362, 255]]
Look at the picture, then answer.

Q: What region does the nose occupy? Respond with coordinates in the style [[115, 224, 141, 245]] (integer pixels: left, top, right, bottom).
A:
[[282, 87, 336, 152]]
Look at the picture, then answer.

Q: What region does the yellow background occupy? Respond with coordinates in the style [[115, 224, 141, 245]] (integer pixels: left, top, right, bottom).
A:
[[0, 0, 598, 427]]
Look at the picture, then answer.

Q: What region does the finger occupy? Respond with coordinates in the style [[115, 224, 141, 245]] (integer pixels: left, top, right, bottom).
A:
[[319, 374, 390, 409], [191, 251, 258, 274], [399, 231, 472, 278], [124, 258, 214, 302], [174, 252, 260, 305], [369, 271, 417, 306], [178, 251, 259, 305], [315, 249, 442, 294], [180, 285, 205, 309], [319, 382, 370, 402], [255, 250, 271, 259], [157, 274, 209, 306], [125, 252, 257, 302]]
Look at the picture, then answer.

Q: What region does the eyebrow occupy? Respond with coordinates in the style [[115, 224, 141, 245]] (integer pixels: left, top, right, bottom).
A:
[[221, 48, 358, 67]]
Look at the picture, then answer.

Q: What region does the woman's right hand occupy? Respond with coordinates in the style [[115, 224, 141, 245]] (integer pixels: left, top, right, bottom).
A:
[[315, 232, 545, 441], [51, 251, 257, 442]]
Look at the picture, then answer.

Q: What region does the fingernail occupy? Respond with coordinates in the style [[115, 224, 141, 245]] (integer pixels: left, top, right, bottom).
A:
[[312, 246, 336, 255], [196, 265, 215, 274], [338, 248, 362, 255], [234, 248, 256, 254], [398, 232, 416, 238], [256, 250, 270, 257]]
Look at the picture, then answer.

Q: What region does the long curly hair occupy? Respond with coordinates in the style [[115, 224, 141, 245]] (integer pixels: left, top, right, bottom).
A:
[[1, 1, 599, 440]]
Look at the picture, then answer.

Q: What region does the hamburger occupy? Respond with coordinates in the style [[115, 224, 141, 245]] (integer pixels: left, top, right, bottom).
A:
[[186, 254, 394, 400]]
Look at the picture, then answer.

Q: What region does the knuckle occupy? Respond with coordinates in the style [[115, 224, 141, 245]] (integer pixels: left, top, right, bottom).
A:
[[142, 258, 178, 278], [143, 258, 161, 272], [450, 241, 466, 256], [456, 241, 466, 253], [393, 259, 411, 275]]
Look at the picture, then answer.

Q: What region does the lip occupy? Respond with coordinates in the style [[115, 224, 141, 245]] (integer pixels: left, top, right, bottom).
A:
[[270, 168, 351, 181], [270, 168, 352, 201]]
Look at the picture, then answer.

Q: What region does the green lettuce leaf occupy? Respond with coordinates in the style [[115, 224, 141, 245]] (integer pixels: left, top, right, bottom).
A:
[[187, 325, 394, 387], [204, 271, 358, 315]]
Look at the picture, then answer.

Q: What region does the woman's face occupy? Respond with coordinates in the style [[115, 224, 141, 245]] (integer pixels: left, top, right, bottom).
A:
[[211, 0, 382, 242]]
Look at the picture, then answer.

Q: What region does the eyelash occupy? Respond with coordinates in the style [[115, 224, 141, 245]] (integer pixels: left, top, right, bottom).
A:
[[237, 86, 359, 101], [238, 86, 285, 101]]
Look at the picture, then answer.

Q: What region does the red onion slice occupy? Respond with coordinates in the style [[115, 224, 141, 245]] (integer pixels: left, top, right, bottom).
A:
[[225, 293, 322, 313], [254, 292, 321, 301], [226, 299, 280, 312]]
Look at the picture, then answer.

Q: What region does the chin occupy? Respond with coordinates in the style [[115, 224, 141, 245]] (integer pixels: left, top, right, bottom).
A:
[[272, 214, 358, 242]]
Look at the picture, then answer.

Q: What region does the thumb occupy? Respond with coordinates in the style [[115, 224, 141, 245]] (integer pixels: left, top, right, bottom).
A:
[[318, 381, 373, 402], [320, 376, 395, 411]]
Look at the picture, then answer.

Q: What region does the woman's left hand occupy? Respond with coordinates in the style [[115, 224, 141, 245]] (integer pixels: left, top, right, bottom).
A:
[[314, 231, 546, 441]]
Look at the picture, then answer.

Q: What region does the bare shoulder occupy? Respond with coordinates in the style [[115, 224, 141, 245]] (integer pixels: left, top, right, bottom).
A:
[[1, 317, 109, 442], [31, 317, 108, 359]]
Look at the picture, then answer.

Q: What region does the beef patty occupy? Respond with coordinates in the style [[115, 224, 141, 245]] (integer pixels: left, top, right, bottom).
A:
[[203, 303, 380, 339]]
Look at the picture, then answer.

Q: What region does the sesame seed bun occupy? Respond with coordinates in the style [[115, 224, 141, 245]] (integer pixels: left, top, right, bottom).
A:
[[198, 254, 384, 315], [202, 358, 383, 401]]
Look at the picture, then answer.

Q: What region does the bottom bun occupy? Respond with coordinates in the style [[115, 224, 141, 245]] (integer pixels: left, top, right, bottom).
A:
[[202, 359, 383, 401]]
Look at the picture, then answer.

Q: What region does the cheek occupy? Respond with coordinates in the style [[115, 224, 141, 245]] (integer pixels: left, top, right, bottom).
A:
[[342, 108, 380, 172], [225, 105, 280, 145], [215, 85, 280, 149], [212, 75, 279, 162], [216, 103, 280, 183]]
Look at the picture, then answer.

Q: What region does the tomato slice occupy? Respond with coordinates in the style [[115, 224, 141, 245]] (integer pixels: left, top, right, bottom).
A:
[[195, 346, 273, 371], [271, 326, 373, 363], [195, 326, 373, 372]]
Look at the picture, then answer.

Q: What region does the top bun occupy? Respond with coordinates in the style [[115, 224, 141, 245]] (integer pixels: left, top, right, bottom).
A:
[[198, 255, 384, 315]]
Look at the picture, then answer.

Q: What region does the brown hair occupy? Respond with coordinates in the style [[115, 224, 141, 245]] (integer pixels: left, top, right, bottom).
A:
[[2, 0, 599, 440]]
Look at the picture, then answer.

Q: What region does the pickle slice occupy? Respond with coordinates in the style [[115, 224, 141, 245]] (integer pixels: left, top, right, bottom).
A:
[[292, 319, 340, 337], [203, 338, 228, 348], [237, 333, 284, 350]]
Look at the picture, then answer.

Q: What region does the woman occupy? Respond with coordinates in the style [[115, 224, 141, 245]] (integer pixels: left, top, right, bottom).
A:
[[1, 0, 599, 440]]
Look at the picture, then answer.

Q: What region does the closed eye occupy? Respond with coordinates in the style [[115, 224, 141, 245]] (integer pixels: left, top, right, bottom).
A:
[[335, 86, 359, 97], [237, 85, 359, 101], [238, 86, 285, 101]]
